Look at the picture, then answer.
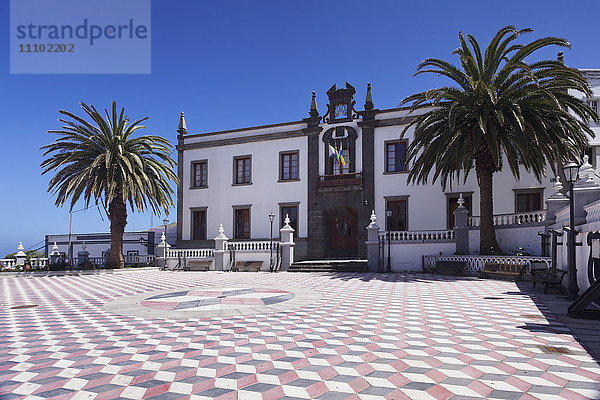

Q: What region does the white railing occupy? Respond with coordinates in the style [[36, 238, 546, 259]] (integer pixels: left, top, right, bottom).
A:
[[423, 255, 552, 274], [29, 258, 49, 268], [124, 255, 156, 266], [584, 199, 600, 224], [227, 241, 279, 252], [468, 210, 546, 227], [167, 248, 214, 259], [379, 230, 455, 243], [0, 259, 16, 268]]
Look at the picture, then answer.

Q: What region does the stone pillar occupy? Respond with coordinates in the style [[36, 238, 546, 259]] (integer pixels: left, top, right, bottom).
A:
[[365, 210, 380, 272], [574, 155, 600, 226], [49, 242, 60, 264], [213, 224, 229, 271], [545, 176, 569, 226], [453, 194, 470, 255], [15, 242, 26, 266], [279, 215, 295, 271], [157, 232, 171, 269], [77, 242, 90, 266]]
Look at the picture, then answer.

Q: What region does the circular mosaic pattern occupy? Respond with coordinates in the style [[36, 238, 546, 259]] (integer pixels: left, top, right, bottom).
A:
[[141, 287, 294, 311], [104, 285, 321, 319]]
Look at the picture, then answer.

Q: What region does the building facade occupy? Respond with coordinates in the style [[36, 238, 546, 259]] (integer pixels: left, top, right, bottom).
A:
[[177, 76, 600, 261]]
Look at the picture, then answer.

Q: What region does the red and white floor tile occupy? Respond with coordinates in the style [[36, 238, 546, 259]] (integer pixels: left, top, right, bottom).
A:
[[1, 271, 599, 399]]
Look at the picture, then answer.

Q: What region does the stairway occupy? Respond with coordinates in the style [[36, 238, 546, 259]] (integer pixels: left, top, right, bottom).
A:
[[288, 259, 368, 273]]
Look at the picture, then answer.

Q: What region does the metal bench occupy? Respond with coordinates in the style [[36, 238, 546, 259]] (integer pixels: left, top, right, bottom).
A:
[[185, 260, 212, 271], [531, 268, 567, 294], [232, 261, 263, 272], [480, 262, 527, 281]]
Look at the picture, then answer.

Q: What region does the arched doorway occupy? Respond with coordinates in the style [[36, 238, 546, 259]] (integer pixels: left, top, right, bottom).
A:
[[325, 206, 358, 257]]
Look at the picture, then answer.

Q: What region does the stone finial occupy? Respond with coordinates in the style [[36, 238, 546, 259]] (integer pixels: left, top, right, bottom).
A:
[[370, 210, 376, 224], [160, 232, 166, 244], [17, 242, 24, 252], [81, 242, 87, 252], [309, 91, 319, 118], [364, 82, 374, 110], [177, 111, 187, 135], [215, 223, 229, 240], [549, 176, 567, 199], [52, 242, 59, 252], [576, 154, 597, 187], [284, 214, 291, 227], [557, 51, 564, 63], [457, 193, 465, 208]]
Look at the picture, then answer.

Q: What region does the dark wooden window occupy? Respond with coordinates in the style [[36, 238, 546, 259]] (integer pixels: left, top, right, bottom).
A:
[[280, 152, 299, 181], [516, 192, 542, 212], [234, 156, 251, 184], [447, 195, 472, 229], [192, 161, 207, 188], [234, 208, 250, 239], [328, 140, 350, 175], [280, 205, 298, 232], [386, 200, 407, 231], [386, 141, 407, 173], [192, 210, 207, 240]]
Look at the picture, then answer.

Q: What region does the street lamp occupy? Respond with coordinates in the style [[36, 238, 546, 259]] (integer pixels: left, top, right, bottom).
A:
[[163, 218, 169, 271], [385, 208, 393, 273], [563, 161, 580, 299], [268, 212, 275, 272]]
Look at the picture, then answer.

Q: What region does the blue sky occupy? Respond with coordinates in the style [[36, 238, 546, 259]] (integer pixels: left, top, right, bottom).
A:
[[0, 0, 599, 256]]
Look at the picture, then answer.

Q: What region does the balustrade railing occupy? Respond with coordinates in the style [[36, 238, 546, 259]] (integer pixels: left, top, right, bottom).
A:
[[167, 248, 214, 259], [318, 172, 362, 188], [468, 210, 546, 227], [584, 200, 600, 224], [379, 229, 455, 243], [226, 241, 278, 252], [423, 254, 552, 274]]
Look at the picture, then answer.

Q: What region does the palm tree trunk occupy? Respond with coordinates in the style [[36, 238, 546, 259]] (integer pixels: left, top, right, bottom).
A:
[[477, 167, 501, 255], [108, 187, 127, 268]]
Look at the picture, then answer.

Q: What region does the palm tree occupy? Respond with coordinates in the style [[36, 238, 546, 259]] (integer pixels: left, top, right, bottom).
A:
[[401, 26, 598, 255], [41, 102, 178, 268]]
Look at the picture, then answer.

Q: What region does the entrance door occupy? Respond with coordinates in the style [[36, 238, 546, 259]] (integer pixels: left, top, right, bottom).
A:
[[330, 216, 357, 249]]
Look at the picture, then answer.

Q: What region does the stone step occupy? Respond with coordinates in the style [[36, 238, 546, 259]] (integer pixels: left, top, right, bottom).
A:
[[289, 260, 368, 273]]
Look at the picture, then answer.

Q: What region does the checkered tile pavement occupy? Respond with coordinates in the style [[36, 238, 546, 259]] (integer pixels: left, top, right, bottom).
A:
[[1, 271, 599, 399]]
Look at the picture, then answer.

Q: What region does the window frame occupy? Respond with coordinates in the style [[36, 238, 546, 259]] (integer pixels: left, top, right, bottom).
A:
[[190, 160, 208, 189], [384, 196, 409, 231], [233, 205, 251, 239], [279, 150, 300, 182], [513, 189, 544, 213], [190, 207, 207, 241], [233, 155, 252, 186], [384, 139, 408, 174], [279, 202, 299, 235]]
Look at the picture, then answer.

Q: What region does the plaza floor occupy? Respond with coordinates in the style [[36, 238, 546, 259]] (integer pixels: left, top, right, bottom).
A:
[[1, 271, 599, 400]]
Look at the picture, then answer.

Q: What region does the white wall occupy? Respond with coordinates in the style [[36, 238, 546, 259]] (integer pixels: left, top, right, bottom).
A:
[[182, 136, 308, 240], [387, 242, 456, 271], [467, 225, 544, 256]]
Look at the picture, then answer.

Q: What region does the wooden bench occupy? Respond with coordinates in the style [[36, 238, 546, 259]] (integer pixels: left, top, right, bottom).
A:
[[185, 260, 212, 271], [480, 262, 527, 281], [433, 261, 466, 276], [232, 261, 263, 272], [531, 268, 567, 294]]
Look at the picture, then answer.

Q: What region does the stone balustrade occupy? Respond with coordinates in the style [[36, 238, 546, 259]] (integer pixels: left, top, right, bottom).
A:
[[584, 199, 600, 224], [227, 241, 279, 252], [468, 210, 546, 227], [379, 230, 455, 243], [167, 248, 214, 259]]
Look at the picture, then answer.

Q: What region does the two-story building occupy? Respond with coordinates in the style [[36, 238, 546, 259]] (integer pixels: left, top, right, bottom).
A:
[[176, 73, 600, 261]]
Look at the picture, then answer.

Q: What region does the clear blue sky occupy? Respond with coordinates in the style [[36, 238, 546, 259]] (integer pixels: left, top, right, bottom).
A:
[[0, 0, 598, 257]]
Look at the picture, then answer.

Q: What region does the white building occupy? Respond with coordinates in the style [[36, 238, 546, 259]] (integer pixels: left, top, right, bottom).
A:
[[176, 73, 600, 261]]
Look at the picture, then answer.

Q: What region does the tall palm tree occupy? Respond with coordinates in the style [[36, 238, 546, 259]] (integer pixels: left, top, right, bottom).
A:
[[41, 102, 178, 268], [401, 26, 598, 255]]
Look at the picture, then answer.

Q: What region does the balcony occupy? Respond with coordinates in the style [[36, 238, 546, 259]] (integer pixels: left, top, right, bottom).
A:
[[318, 172, 362, 190]]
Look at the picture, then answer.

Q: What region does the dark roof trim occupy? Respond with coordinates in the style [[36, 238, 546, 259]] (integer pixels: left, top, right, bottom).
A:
[[179, 129, 306, 150], [184, 119, 305, 139]]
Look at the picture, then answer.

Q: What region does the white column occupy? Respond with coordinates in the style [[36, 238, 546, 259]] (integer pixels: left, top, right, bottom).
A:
[[15, 242, 26, 266], [157, 232, 171, 269], [213, 224, 229, 271], [279, 215, 295, 271], [365, 211, 380, 272]]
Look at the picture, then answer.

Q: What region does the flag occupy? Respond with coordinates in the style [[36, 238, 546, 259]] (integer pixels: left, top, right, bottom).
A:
[[338, 143, 346, 166], [328, 144, 336, 159]]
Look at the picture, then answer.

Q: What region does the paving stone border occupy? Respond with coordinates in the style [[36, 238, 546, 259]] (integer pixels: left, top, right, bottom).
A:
[[104, 285, 322, 319]]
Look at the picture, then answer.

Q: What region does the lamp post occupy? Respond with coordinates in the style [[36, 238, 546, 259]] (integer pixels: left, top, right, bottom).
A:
[[385, 209, 392, 273], [268, 212, 275, 272], [163, 218, 169, 271], [563, 162, 580, 300]]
